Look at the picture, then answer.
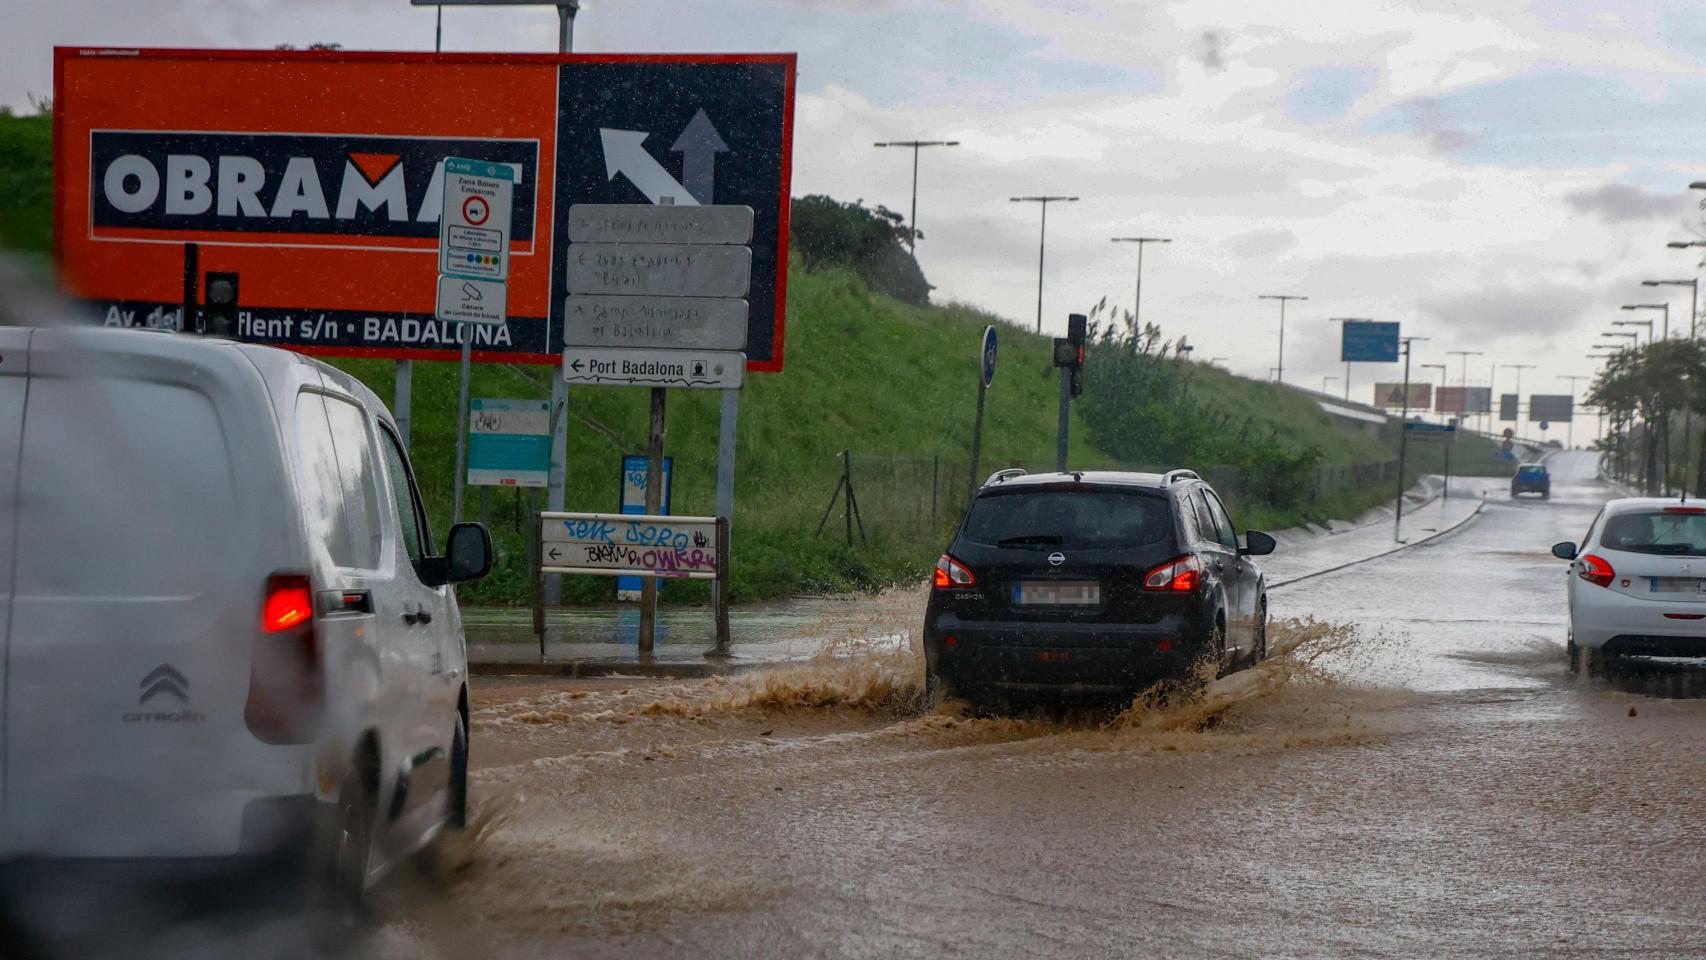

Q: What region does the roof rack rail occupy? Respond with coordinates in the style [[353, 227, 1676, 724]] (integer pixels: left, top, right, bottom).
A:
[[985, 468, 1028, 486], [1162, 468, 1200, 486]]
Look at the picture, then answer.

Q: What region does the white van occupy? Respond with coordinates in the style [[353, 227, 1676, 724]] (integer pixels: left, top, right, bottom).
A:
[[0, 321, 491, 907]]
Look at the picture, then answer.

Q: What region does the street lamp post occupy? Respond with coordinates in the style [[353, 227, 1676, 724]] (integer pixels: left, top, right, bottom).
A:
[[1622, 303, 1670, 339], [1011, 196, 1079, 334], [1109, 236, 1171, 329], [1395, 335, 1429, 543], [1258, 294, 1308, 384], [1643, 279, 1699, 339], [1558, 375, 1588, 450], [874, 140, 960, 262], [1613, 318, 1654, 345]]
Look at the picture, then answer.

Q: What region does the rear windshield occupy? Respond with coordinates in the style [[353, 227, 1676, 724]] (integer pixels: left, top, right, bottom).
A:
[[959, 489, 1174, 550], [1518, 466, 1547, 477], [1600, 511, 1706, 557]]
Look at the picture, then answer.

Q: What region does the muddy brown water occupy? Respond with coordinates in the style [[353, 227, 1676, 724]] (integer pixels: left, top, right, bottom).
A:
[[366, 454, 1706, 959]]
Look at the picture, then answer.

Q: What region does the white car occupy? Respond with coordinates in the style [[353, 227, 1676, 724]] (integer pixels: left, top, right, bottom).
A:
[[0, 322, 491, 910], [1553, 497, 1706, 675]]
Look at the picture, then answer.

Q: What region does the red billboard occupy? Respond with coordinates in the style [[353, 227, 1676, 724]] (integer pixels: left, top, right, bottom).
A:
[[53, 48, 795, 371]]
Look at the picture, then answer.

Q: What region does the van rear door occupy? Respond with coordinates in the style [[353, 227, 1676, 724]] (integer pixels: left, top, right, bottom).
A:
[[0, 328, 31, 831], [1, 329, 302, 859]]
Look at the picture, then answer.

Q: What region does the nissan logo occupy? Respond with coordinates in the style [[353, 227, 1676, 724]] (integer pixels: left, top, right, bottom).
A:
[[1048, 552, 1066, 566]]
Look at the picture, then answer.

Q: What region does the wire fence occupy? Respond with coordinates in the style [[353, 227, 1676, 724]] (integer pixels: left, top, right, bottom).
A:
[[817, 452, 1408, 544]]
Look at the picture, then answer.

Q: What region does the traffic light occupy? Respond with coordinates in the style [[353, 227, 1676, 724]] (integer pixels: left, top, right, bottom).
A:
[[1053, 313, 1089, 369], [203, 272, 240, 338]]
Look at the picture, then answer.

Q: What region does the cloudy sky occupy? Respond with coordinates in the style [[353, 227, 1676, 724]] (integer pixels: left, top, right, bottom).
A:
[[9, 0, 1706, 406]]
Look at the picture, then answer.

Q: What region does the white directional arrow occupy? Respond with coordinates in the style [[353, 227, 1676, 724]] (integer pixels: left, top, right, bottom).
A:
[[670, 109, 729, 204], [599, 129, 701, 207]]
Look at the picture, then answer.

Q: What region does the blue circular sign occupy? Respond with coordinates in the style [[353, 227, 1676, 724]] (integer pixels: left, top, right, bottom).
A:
[[980, 325, 999, 387], [1540, 420, 1551, 431]]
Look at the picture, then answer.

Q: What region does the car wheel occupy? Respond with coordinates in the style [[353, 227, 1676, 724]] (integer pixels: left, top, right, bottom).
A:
[[1211, 616, 1229, 678], [329, 765, 375, 920], [1254, 600, 1268, 663], [448, 710, 469, 831], [923, 666, 955, 709]]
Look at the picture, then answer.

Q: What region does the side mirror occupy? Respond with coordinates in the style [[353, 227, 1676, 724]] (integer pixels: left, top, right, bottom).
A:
[[420, 523, 494, 586], [1551, 541, 1578, 561], [1240, 530, 1277, 557]]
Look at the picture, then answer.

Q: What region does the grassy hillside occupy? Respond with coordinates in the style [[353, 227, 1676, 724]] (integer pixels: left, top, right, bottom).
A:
[[0, 110, 1509, 604]]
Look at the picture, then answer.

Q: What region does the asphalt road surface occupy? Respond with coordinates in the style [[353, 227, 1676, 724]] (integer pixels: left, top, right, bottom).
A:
[[375, 451, 1706, 959]]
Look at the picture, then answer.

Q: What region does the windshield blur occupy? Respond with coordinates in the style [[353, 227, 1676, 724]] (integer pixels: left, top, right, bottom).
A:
[[960, 488, 1173, 549], [1601, 511, 1706, 557]]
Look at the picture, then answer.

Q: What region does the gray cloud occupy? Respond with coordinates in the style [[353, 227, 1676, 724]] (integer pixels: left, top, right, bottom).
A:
[[1195, 30, 1228, 73], [1418, 279, 1592, 340], [1564, 183, 1689, 223], [1228, 229, 1297, 259]]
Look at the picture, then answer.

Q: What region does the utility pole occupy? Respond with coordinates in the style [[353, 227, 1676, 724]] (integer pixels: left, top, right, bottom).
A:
[[1110, 236, 1171, 329], [544, 0, 579, 606], [875, 139, 960, 262], [1558, 375, 1589, 451], [1395, 336, 1428, 542], [1012, 196, 1079, 334], [1447, 350, 1483, 424], [1258, 294, 1307, 384], [1622, 302, 1669, 339]]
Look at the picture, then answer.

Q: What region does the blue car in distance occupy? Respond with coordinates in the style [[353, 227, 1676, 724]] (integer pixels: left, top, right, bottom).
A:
[[1511, 462, 1551, 499]]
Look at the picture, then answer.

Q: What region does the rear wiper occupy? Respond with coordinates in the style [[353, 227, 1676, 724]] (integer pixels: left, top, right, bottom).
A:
[[997, 534, 1064, 547]]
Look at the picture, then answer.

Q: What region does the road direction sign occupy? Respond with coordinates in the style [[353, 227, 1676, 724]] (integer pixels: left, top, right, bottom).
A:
[[1404, 421, 1456, 439], [1499, 393, 1519, 422], [436, 276, 509, 326], [1375, 382, 1432, 409], [1530, 395, 1574, 423], [981, 325, 999, 387], [566, 243, 752, 298], [1436, 386, 1491, 415], [562, 346, 746, 389], [563, 295, 748, 350], [540, 512, 720, 579], [567, 204, 754, 245], [467, 399, 551, 487], [1341, 321, 1400, 362], [440, 158, 516, 282]]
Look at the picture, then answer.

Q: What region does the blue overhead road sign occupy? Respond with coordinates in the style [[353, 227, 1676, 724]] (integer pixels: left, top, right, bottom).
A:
[[1342, 321, 1400, 362]]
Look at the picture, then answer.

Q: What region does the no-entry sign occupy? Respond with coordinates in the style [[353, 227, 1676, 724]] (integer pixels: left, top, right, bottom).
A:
[[53, 47, 795, 372]]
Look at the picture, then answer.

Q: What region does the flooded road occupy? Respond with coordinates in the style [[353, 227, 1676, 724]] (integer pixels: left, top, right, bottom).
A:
[[378, 452, 1706, 959]]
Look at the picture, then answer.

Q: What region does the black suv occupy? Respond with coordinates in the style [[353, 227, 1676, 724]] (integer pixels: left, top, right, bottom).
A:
[[923, 469, 1276, 707]]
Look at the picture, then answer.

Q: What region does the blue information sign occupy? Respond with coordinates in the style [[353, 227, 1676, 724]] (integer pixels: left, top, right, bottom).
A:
[[467, 399, 551, 487], [1342, 321, 1400, 363], [617, 454, 674, 597], [981, 325, 999, 387]]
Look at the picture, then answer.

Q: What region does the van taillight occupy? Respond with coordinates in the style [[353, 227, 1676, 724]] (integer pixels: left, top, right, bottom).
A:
[[1143, 555, 1202, 593], [246, 574, 324, 745], [1577, 554, 1615, 589]]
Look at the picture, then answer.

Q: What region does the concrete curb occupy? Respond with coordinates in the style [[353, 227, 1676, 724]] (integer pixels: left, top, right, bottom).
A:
[[1268, 498, 1487, 590]]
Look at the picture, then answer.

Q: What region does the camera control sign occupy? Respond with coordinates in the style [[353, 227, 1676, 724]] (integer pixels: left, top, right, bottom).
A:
[[53, 48, 795, 372]]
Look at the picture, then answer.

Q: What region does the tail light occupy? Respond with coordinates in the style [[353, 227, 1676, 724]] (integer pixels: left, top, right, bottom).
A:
[[1577, 554, 1615, 589], [1664, 506, 1706, 514], [933, 554, 975, 589], [1143, 555, 1202, 593], [246, 573, 324, 744]]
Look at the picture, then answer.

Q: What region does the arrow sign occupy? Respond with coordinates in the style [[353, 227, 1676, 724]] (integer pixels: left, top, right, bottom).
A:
[[670, 108, 728, 204], [600, 129, 701, 207], [548, 547, 562, 560]]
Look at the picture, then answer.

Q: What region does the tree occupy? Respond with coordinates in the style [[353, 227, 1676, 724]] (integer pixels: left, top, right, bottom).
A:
[[789, 195, 931, 306]]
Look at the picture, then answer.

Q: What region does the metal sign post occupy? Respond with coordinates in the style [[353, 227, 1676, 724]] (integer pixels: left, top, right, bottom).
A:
[[1393, 336, 1427, 542], [437, 157, 515, 522], [967, 325, 998, 503]]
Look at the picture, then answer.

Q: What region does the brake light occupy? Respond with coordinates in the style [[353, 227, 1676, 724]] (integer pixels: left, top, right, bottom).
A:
[[1665, 506, 1706, 514], [1577, 554, 1615, 588], [246, 574, 324, 744], [933, 554, 976, 589], [1143, 555, 1202, 593], [262, 576, 314, 632]]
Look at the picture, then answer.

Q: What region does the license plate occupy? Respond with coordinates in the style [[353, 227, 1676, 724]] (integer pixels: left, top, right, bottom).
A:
[[1649, 578, 1706, 593], [1013, 580, 1101, 606]]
